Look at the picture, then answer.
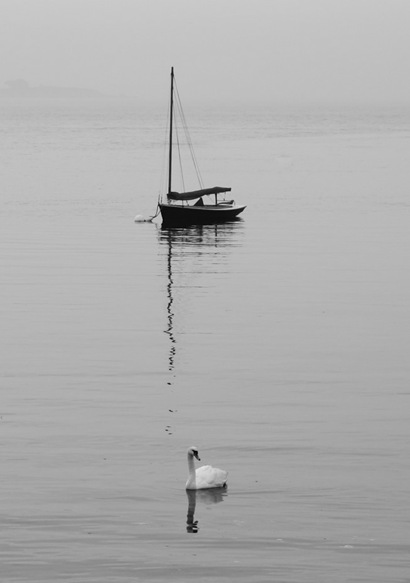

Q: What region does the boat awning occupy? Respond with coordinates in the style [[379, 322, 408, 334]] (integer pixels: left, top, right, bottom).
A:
[[167, 186, 231, 201]]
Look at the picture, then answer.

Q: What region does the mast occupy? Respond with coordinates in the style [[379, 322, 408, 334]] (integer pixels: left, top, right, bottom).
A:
[[168, 67, 174, 195]]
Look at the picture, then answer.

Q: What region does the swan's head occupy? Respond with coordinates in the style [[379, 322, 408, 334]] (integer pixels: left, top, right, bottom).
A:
[[188, 446, 201, 461]]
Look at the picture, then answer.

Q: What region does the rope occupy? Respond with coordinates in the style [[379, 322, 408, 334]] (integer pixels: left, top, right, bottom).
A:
[[147, 196, 161, 222], [134, 194, 161, 223], [149, 201, 161, 221]]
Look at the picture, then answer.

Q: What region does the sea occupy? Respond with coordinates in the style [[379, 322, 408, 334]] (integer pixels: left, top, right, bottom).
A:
[[1, 95, 409, 582]]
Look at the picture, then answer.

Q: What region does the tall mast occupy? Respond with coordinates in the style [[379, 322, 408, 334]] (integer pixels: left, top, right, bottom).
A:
[[168, 67, 174, 195]]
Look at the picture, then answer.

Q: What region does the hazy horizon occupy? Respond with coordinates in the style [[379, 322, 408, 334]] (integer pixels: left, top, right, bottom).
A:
[[2, 0, 410, 106]]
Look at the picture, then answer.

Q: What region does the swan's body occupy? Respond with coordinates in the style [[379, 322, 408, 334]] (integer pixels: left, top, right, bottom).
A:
[[185, 446, 228, 490]]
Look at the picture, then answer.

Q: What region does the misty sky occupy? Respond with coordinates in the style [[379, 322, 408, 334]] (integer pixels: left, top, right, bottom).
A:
[[2, 0, 410, 104]]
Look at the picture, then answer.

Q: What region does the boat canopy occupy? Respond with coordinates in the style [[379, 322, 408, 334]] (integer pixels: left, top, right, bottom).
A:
[[167, 186, 231, 201]]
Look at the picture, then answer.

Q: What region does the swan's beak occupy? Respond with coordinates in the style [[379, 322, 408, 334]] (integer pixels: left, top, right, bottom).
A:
[[194, 452, 201, 461]]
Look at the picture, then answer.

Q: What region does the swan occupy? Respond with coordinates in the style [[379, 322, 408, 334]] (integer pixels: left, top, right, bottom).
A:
[[185, 446, 228, 490]]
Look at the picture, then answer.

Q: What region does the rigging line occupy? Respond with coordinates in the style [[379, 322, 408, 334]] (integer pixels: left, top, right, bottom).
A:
[[159, 96, 171, 197], [177, 93, 204, 189], [175, 95, 203, 190], [173, 116, 186, 194], [173, 79, 204, 189]]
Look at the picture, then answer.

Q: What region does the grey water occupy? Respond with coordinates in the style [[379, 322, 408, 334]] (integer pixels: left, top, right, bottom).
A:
[[1, 97, 410, 582]]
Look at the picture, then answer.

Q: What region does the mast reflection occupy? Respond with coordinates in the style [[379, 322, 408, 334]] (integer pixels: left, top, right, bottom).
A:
[[165, 229, 176, 372], [159, 222, 244, 374]]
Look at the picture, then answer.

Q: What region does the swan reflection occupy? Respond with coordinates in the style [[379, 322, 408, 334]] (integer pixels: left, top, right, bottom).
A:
[[186, 487, 228, 534]]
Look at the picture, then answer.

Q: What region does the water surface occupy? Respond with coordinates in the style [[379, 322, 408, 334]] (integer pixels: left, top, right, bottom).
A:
[[1, 98, 410, 581]]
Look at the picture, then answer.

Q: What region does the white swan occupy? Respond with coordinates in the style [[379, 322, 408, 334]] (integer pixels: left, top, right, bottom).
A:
[[185, 446, 228, 490]]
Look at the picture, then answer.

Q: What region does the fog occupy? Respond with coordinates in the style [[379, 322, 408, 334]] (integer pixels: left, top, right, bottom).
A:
[[2, 0, 410, 104]]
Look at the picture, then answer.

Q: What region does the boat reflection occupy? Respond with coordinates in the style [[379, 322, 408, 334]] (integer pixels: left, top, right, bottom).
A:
[[158, 221, 245, 249], [186, 488, 228, 534]]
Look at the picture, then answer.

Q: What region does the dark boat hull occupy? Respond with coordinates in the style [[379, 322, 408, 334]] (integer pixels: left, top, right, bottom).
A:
[[159, 203, 246, 226]]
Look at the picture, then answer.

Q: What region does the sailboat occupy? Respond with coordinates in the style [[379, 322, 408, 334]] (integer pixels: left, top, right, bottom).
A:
[[159, 68, 246, 226]]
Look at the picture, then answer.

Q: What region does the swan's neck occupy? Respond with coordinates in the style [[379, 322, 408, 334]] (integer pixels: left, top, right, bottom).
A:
[[187, 453, 196, 486], [188, 454, 196, 475]]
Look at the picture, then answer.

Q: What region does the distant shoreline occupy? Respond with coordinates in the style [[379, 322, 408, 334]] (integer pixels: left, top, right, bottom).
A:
[[0, 85, 107, 99]]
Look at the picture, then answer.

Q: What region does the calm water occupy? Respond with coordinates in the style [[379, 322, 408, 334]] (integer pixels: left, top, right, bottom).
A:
[[1, 97, 410, 582]]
